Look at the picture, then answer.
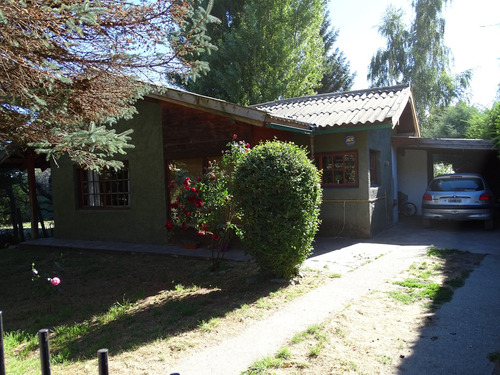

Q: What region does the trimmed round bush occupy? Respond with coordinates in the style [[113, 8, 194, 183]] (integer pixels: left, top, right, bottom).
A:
[[233, 140, 322, 278]]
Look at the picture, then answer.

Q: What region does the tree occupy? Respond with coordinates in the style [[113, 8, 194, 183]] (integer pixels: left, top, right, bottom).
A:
[[233, 141, 322, 279], [368, 0, 471, 122], [316, 9, 356, 94], [182, 0, 353, 105], [467, 102, 500, 141], [0, 0, 215, 170], [421, 101, 479, 138]]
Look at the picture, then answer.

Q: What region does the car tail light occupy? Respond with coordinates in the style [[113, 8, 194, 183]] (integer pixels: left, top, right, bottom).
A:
[[423, 193, 432, 201], [479, 192, 492, 201]]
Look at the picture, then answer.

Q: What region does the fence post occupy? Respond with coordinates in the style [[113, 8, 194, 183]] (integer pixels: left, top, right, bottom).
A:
[[38, 329, 51, 375], [97, 349, 109, 375], [0, 311, 5, 375]]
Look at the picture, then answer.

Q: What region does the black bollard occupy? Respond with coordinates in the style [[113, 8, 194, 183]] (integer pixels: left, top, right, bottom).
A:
[[97, 348, 109, 375], [38, 329, 51, 375], [0, 311, 5, 375]]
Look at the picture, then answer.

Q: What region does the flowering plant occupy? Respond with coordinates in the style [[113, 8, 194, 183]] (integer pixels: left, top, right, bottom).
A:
[[31, 263, 61, 286], [166, 135, 250, 270]]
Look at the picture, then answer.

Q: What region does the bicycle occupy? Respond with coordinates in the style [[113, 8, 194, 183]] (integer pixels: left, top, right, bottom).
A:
[[398, 191, 417, 217]]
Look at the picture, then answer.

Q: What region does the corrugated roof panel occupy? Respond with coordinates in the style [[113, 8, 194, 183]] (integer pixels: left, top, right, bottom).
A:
[[253, 84, 412, 129]]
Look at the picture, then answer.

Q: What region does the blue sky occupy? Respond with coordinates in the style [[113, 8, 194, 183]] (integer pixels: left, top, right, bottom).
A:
[[328, 0, 500, 108]]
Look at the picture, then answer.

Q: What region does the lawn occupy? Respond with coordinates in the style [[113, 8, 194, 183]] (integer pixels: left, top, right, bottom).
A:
[[0, 246, 330, 374]]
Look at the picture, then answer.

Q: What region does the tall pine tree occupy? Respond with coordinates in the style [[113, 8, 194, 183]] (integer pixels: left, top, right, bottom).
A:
[[182, 0, 354, 105], [0, 0, 215, 170]]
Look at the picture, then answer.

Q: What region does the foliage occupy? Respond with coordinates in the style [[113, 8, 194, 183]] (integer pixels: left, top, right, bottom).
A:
[[0, 170, 28, 227], [466, 102, 500, 141], [421, 101, 479, 138], [0, 0, 216, 171], [233, 140, 322, 279], [181, 0, 353, 104], [316, 8, 356, 94], [167, 136, 250, 270], [368, 0, 472, 123]]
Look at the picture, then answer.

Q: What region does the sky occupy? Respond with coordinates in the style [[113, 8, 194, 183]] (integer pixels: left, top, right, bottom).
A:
[[328, 0, 500, 108]]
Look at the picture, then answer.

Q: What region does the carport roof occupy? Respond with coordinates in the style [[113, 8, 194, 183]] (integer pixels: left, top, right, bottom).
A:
[[392, 136, 497, 151]]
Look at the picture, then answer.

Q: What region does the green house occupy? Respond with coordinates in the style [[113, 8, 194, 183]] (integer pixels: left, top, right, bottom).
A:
[[51, 84, 420, 243]]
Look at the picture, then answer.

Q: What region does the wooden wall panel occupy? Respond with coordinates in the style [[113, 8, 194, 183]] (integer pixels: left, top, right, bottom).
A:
[[161, 102, 292, 160]]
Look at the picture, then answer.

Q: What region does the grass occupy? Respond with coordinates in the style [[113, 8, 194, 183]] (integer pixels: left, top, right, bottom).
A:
[[389, 248, 478, 309], [241, 247, 484, 375], [0, 246, 331, 374], [244, 323, 329, 373], [488, 352, 500, 363]]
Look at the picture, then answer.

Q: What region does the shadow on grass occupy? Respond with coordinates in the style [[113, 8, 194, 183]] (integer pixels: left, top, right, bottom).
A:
[[394, 247, 497, 374], [0, 246, 284, 363]]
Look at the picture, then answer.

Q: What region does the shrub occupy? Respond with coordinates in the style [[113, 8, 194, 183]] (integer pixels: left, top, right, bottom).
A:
[[166, 136, 250, 270], [233, 140, 322, 278]]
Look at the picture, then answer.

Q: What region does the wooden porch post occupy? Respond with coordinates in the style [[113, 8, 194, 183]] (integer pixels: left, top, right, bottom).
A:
[[27, 150, 39, 240]]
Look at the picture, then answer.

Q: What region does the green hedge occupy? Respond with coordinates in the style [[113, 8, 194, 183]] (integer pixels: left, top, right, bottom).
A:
[[233, 140, 322, 278]]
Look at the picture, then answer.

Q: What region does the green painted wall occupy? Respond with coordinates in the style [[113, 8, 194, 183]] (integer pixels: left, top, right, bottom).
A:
[[52, 100, 169, 244], [307, 127, 394, 238]]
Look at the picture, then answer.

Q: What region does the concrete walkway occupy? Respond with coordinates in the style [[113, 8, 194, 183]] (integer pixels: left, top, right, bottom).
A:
[[168, 245, 427, 375]]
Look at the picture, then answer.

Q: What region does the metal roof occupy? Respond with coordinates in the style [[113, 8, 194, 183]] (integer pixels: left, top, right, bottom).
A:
[[253, 84, 415, 130]]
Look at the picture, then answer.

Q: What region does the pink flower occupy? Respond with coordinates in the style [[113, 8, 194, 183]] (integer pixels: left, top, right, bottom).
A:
[[233, 134, 238, 139], [50, 277, 61, 286]]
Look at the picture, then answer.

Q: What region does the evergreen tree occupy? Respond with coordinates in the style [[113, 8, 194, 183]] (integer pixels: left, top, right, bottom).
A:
[[0, 0, 215, 170], [183, 0, 354, 104], [317, 9, 356, 94], [368, 0, 471, 123]]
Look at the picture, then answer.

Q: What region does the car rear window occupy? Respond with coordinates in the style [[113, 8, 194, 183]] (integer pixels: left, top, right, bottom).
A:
[[429, 177, 484, 192]]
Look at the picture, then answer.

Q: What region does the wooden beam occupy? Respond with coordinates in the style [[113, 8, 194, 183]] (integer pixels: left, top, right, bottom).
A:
[[27, 150, 39, 240]]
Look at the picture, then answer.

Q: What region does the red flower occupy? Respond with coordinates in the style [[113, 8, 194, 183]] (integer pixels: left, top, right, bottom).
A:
[[233, 133, 238, 139], [165, 220, 174, 231], [212, 234, 220, 241], [246, 143, 250, 148], [182, 222, 189, 230]]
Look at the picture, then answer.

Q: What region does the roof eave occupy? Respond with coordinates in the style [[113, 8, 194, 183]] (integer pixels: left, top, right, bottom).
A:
[[146, 89, 268, 126]]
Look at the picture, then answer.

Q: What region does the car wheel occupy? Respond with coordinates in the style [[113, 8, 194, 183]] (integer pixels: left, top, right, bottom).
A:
[[484, 219, 494, 230], [423, 218, 431, 228]]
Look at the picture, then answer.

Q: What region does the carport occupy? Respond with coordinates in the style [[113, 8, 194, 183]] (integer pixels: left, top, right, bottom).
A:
[[392, 136, 500, 215]]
